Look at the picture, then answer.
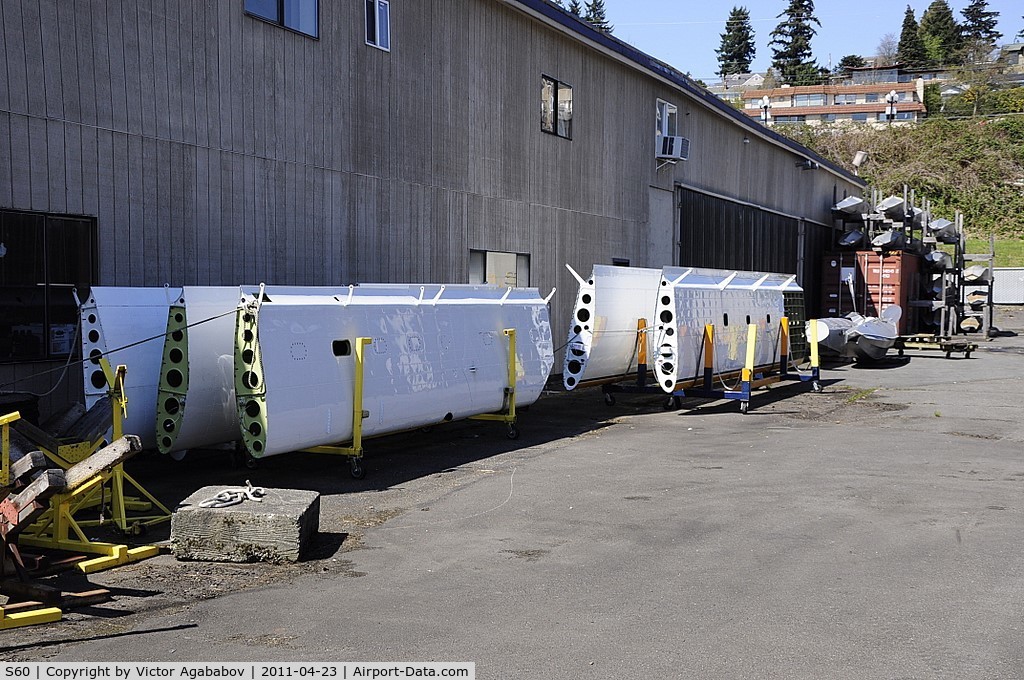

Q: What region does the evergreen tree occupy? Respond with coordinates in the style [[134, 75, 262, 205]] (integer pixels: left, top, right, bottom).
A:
[[960, 0, 1001, 55], [584, 0, 612, 33], [769, 0, 822, 85], [919, 0, 962, 66], [834, 54, 866, 76], [1018, 18, 1023, 41], [567, 0, 582, 16], [716, 7, 756, 77], [896, 6, 929, 67]]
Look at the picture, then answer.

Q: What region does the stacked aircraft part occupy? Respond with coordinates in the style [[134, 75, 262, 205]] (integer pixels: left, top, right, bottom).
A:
[[651, 268, 799, 392], [234, 285, 555, 458]]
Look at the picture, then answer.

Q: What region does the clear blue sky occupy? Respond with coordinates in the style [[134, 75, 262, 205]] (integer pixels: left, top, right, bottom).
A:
[[604, 1, 1024, 83]]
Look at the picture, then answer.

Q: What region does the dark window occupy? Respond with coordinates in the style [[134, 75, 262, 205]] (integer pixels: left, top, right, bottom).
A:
[[851, 113, 869, 122], [865, 93, 879, 103], [541, 76, 573, 139], [365, 0, 391, 50], [244, 0, 318, 38], [773, 115, 806, 124], [0, 211, 96, 362]]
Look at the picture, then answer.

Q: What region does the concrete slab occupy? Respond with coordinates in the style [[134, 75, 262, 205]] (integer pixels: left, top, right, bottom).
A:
[[172, 487, 320, 563]]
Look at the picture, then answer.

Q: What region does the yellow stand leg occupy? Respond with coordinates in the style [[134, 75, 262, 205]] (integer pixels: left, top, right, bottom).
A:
[[469, 328, 520, 439], [0, 606, 62, 629]]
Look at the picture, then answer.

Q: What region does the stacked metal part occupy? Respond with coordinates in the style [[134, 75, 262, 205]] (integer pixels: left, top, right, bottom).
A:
[[561, 265, 803, 392], [234, 285, 555, 458], [83, 284, 555, 458]]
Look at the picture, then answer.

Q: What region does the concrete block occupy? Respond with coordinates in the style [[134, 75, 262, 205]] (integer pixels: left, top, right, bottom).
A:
[[171, 487, 320, 563]]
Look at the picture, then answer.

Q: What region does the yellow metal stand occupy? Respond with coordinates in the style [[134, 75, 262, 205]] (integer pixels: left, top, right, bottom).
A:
[[1, 410, 18, 488], [469, 328, 520, 440], [304, 337, 373, 479], [0, 605, 62, 630], [17, 360, 169, 573]]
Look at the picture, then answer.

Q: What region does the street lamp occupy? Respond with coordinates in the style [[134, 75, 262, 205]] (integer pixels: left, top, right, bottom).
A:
[[884, 89, 898, 124], [760, 95, 772, 126]]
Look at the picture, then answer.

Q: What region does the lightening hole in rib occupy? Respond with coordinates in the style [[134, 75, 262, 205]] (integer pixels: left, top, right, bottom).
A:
[[174, 312, 184, 323], [664, 380, 673, 388], [581, 294, 592, 304], [162, 419, 175, 433], [661, 296, 670, 305], [660, 310, 673, 324], [90, 371, 106, 389], [243, 371, 260, 388], [661, 363, 674, 374], [577, 308, 591, 323], [243, 329, 254, 343], [163, 398, 180, 415], [767, 314, 772, 324], [566, 377, 576, 387], [249, 422, 262, 437], [252, 441, 263, 453], [162, 437, 172, 449], [444, 412, 453, 422], [332, 340, 351, 356], [88, 329, 100, 343], [574, 325, 582, 334], [169, 348, 183, 363], [242, 349, 255, 364], [166, 369, 183, 388], [666, 327, 675, 336], [243, 313, 254, 324], [567, 360, 582, 374], [245, 400, 261, 418], [746, 315, 751, 325], [89, 349, 102, 365], [88, 314, 97, 323], [171, 330, 184, 342]]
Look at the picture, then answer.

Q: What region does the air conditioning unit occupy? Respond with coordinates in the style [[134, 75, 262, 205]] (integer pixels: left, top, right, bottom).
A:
[[657, 135, 690, 161]]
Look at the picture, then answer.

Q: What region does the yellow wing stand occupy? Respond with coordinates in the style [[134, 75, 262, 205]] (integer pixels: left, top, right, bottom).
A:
[[304, 330, 523, 479], [12, 359, 171, 574]]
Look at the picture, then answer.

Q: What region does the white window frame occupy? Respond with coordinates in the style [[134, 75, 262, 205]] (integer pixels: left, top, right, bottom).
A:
[[656, 99, 678, 138], [365, 0, 391, 51]]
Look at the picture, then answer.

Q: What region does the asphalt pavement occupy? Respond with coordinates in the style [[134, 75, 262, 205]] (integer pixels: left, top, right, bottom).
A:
[[4, 309, 1023, 679]]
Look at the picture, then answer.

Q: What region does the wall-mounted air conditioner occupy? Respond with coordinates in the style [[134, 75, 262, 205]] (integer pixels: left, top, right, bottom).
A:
[[657, 135, 690, 161]]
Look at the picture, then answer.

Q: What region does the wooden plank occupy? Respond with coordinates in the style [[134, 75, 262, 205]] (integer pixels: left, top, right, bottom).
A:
[[74, 0, 97, 127], [54, 0, 80, 122], [19, 0, 46, 118], [105, 0, 128, 132], [57, 121, 77, 215], [45, 119, 67, 214], [63, 435, 141, 491], [0, 113, 12, 207]]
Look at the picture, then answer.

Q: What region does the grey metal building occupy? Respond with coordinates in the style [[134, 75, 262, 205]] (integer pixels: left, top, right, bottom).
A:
[[0, 0, 864, 414]]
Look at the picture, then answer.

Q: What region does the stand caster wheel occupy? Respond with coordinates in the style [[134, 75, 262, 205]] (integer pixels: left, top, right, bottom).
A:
[[603, 393, 616, 407], [663, 397, 678, 411], [506, 424, 520, 440], [739, 401, 749, 415], [349, 458, 366, 480], [811, 381, 823, 393]]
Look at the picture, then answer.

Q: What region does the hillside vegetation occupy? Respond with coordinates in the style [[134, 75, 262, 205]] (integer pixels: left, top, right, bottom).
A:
[[778, 117, 1024, 241]]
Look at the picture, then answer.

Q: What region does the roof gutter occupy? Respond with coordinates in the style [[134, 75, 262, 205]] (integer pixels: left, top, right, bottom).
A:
[[499, 0, 865, 187]]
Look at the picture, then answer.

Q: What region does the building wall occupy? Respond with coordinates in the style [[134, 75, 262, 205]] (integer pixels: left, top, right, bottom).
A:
[[0, 0, 863, 415]]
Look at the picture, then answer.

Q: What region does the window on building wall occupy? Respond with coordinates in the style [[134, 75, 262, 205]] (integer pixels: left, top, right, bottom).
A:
[[851, 113, 869, 122], [744, 98, 761, 109], [656, 99, 678, 138], [0, 210, 96, 362], [793, 94, 825, 106], [244, 0, 318, 38], [821, 113, 837, 123], [469, 250, 531, 287], [541, 76, 573, 139], [865, 93, 879, 103], [877, 111, 915, 121], [773, 115, 806, 124], [834, 94, 857, 105], [365, 0, 390, 50]]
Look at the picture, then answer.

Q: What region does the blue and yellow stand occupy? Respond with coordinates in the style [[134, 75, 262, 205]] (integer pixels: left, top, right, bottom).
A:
[[602, 317, 822, 414]]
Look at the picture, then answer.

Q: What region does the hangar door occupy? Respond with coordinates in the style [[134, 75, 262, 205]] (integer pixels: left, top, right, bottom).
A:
[[677, 187, 829, 293]]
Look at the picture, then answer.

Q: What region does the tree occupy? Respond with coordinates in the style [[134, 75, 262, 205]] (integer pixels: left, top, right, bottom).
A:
[[716, 7, 756, 77], [584, 0, 612, 32], [919, 0, 962, 66], [1018, 17, 1023, 40], [567, 0, 582, 16], [769, 0, 822, 86], [897, 6, 929, 68], [834, 54, 866, 75], [876, 32, 899, 67], [961, 0, 1001, 55]]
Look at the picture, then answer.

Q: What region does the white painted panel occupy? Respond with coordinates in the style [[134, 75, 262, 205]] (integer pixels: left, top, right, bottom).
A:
[[80, 286, 183, 448], [242, 286, 554, 457], [562, 265, 663, 389]]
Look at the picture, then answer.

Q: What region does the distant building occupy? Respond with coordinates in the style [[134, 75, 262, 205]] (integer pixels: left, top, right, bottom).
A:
[[708, 73, 766, 105], [741, 81, 927, 126]]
